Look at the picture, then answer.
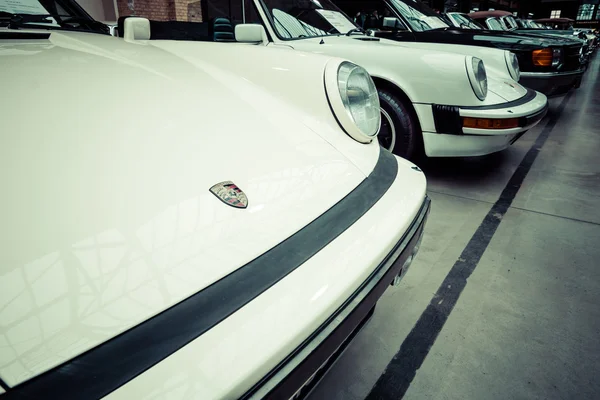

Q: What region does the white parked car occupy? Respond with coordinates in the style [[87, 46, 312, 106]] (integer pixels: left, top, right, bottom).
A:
[[149, 0, 547, 159], [0, 5, 429, 400]]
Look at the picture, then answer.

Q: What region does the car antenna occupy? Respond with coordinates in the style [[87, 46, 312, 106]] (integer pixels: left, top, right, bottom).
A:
[[319, 38, 325, 44]]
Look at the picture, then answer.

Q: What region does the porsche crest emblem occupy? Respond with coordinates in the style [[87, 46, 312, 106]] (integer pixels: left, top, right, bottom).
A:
[[209, 181, 248, 209]]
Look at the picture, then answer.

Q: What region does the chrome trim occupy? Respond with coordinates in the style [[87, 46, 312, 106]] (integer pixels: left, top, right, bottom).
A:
[[380, 108, 397, 152], [520, 69, 585, 77]]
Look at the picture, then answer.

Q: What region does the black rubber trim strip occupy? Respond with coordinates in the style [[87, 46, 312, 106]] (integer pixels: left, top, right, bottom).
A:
[[243, 197, 430, 400], [460, 88, 538, 110], [431, 104, 462, 135], [4, 149, 398, 400], [0, 32, 50, 39], [0, 377, 9, 391], [520, 102, 549, 127], [293, 306, 376, 400]]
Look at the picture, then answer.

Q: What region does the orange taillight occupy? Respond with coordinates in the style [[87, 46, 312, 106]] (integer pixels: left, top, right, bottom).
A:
[[532, 48, 553, 66], [463, 117, 520, 130]]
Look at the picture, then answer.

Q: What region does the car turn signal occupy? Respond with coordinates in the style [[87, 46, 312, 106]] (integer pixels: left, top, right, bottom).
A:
[[532, 48, 553, 66], [463, 117, 520, 129]]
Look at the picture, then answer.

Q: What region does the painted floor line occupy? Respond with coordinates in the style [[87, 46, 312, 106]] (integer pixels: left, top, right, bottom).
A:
[[365, 90, 574, 400]]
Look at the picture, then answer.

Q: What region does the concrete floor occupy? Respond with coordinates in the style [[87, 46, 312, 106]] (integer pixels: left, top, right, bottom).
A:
[[308, 54, 600, 400]]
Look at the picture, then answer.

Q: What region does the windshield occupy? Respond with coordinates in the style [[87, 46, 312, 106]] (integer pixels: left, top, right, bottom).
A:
[[449, 13, 483, 30], [260, 0, 360, 39], [524, 20, 540, 29], [486, 18, 503, 31], [389, 0, 449, 31], [0, 0, 106, 33], [503, 15, 518, 30]]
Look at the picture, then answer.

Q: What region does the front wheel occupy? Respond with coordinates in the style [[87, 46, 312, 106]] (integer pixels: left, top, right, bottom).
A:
[[377, 89, 422, 160]]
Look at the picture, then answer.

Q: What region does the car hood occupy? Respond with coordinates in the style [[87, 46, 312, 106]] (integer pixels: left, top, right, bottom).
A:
[[293, 35, 526, 103], [459, 28, 583, 48], [514, 29, 583, 40], [374, 26, 581, 49], [0, 29, 371, 386], [287, 35, 478, 104], [512, 30, 584, 44], [487, 75, 528, 102]]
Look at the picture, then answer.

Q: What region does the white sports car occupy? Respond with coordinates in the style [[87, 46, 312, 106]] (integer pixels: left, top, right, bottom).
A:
[[0, 4, 428, 400], [144, 0, 547, 159]]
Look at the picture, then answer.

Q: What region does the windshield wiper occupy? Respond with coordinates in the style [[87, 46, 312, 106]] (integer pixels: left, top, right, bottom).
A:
[[346, 27, 365, 36], [0, 12, 55, 27], [0, 12, 108, 33]]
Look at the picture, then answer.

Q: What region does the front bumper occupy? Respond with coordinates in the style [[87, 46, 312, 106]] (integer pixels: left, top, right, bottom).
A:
[[242, 196, 431, 400], [520, 69, 585, 97], [423, 89, 548, 157]]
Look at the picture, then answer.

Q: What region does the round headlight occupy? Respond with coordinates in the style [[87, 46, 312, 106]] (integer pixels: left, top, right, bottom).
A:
[[465, 56, 488, 101], [504, 51, 520, 81], [324, 61, 381, 143]]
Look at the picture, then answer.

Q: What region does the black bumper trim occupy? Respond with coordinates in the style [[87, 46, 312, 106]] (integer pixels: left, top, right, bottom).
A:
[[520, 70, 585, 97], [4, 150, 399, 400], [460, 88, 538, 110], [243, 197, 431, 400], [432, 104, 462, 135], [433, 89, 542, 135], [520, 102, 549, 128]]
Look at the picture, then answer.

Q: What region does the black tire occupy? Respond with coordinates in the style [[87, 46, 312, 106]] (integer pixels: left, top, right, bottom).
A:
[[377, 89, 422, 160]]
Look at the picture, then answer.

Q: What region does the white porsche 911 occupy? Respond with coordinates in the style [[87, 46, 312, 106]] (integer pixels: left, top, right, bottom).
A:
[[141, 0, 547, 160], [0, 3, 428, 400]]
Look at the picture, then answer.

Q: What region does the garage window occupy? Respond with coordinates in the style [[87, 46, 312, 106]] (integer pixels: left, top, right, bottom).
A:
[[576, 4, 595, 21]]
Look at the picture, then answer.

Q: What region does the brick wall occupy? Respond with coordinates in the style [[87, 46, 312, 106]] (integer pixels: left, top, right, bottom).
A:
[[116, 0, 203, 22], [176, 0, 203, 22]]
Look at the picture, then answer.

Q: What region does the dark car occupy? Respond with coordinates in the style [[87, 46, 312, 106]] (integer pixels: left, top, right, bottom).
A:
[[334, 0, 585, 97], [468, 12, 579, 40], [466, 12, 589, 44], [500, 15, 595, 54], [463, 11, 593, 70]]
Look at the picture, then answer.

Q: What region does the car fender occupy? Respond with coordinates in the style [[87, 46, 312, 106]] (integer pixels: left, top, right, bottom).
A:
[[395, 42, 515, 81]]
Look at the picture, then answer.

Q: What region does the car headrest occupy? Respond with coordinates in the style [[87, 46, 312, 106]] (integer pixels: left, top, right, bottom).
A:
[[212, 17, 235, 42]]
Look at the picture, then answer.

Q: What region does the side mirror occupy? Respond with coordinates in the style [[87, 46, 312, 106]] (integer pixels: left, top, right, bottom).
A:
[[235, 24, 267, 44], [382, 17, 405, 30], [123, 17, 150, 41]]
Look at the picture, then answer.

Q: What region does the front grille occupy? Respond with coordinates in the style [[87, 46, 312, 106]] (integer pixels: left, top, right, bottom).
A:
[[516, 46, 583, 73], [563, 44, 583, 71]]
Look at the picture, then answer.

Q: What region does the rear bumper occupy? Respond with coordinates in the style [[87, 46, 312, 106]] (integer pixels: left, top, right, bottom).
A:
[[242, 196, 431, 400], [520, 69, 585, 97]]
